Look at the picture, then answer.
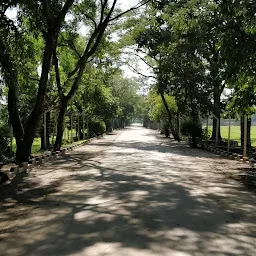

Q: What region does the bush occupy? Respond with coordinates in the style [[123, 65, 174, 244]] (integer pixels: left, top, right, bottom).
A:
[[181, 119, 202, 147], [202, 127, 211, 141], [0, 125, 15, 163], [88, 119, 106, 137]]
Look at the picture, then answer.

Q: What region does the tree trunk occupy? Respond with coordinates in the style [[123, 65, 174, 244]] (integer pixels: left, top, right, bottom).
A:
[[211, 88, 221, 141], [7, 80, 24, 150], [54, 100, 68, 151], [16, 32, 57, 163], [241, 116, 251, 150], [105, 120, 112, 133], [160, 93, 181, 141], [0, 39, 24, 149], [46, 111, 51, 148], [40, 125, 46, 150], [40, 111, 51, 150], [190, 106, 198, 148], [4, 3, 74, 164]]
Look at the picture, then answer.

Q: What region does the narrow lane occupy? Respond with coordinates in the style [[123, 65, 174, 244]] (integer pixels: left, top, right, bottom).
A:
[[1, 124, 256, 255]]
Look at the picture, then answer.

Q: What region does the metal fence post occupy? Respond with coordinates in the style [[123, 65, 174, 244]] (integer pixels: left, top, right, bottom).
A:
[[227, 116, 231, 155]]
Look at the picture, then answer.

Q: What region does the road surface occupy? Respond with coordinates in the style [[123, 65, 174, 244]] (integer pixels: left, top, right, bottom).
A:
[[0, 124, 256, 256]]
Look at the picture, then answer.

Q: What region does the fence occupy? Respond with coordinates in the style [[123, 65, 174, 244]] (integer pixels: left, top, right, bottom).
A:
[[204, 115, 256, 159]]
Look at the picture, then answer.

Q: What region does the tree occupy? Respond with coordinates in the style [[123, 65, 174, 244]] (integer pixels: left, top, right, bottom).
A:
[[53, 0, 148, 150], [124, 0, 212, 141], [0, 0, 75, 163]]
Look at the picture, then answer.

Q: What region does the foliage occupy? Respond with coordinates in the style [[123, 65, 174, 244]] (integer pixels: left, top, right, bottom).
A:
[[0, 103, 14, 162], [0, 126, 14, 163], [2, 0, 256, 161], [181, 119, 203, 148], [148, 91, 177, 123], [88, 118, 106, 137], [181, 120, 202, 138]]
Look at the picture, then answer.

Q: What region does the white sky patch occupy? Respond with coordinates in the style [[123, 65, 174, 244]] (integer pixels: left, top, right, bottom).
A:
[[5, 7, 17, 21], [116, 0, 141, 9]]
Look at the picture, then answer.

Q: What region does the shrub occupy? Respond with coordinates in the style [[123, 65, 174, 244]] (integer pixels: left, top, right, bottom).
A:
[[88, 119, 106, 137], [0, 125, 15, 163], [181, 119, 202, 147]]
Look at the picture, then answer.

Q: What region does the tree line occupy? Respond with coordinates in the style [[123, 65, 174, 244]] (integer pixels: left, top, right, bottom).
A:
[[0, 0, 147, 163], [1, 0, 256, 163], [120, 0, 256, 148]]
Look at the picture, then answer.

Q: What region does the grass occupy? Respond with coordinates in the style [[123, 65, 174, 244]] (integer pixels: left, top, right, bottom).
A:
[[11, 138, 42, 154], [10, 128, 89, 155], [208, 126, 256, 147]]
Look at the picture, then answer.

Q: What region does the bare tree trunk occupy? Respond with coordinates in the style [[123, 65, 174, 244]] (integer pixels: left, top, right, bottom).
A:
[[211, 88, 221, 141], [160, 93, 180, 141], [40, 111, 51, 150], [54, 100, 68, 151]]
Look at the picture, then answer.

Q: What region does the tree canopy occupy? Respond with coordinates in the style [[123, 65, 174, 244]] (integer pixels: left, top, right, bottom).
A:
[[1, 0, 256, 162]]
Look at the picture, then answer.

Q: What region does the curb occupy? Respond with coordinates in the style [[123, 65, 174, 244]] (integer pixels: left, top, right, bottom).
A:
[[0, 134, 105, 184], [203, 144, 252, 167]]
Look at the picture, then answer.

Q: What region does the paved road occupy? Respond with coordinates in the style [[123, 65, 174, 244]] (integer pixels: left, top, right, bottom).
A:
[[0, 124, 256, 255]]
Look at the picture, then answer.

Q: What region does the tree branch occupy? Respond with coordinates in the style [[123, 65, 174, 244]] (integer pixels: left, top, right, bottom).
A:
[[58, 41, 81, 59], [109, 0, 150, 22], [29, 76, 40, 82], [126, 63, 156, 79], [77, 6, 97, 29], [133, 53, 155, 70], [58, 0, 75, 24], [100, 0, 109, 23], [53, 50, 64, 99]]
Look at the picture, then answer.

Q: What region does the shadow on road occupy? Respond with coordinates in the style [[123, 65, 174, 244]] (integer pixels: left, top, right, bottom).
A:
[[0, 127, 256, 255]]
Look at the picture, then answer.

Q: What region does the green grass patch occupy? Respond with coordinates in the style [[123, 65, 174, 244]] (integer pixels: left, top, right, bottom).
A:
[[208, 126, 256, 147], [11, 137, 43, 154]]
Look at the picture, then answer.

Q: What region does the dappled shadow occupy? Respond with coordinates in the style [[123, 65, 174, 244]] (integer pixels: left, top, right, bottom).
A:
[[0, 126, 256, 255]]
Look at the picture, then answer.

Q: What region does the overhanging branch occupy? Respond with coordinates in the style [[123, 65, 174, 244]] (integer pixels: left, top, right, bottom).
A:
[[127, 63, 156, 79], [109, 0, 150, 22], [77, 6, 97, 29]]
